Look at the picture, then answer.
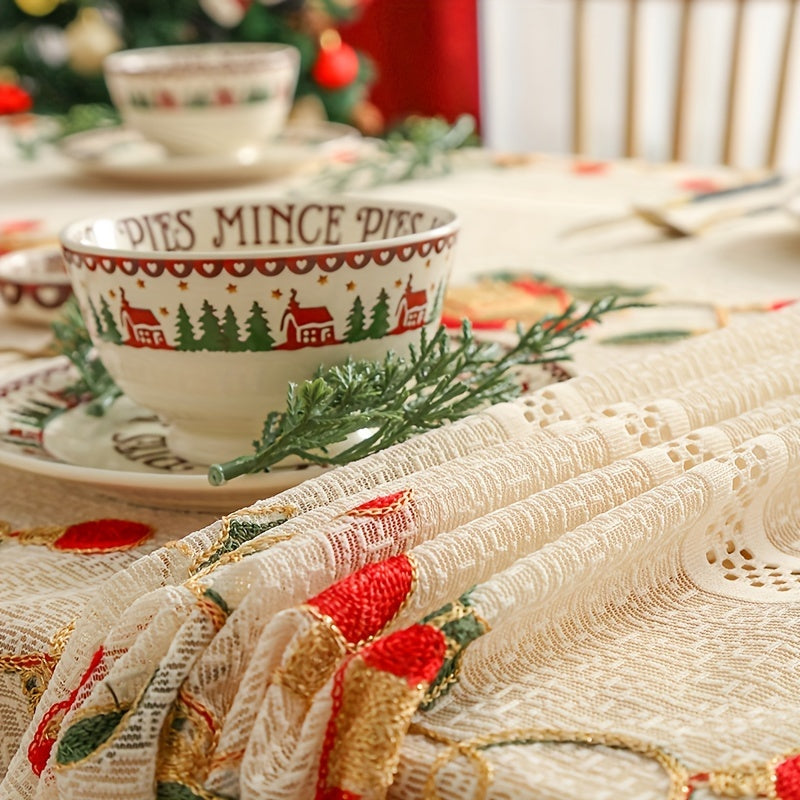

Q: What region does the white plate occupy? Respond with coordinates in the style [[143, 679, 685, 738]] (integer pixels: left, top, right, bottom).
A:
[[0, 359, 324, 512], [59, 121, 363, 185]]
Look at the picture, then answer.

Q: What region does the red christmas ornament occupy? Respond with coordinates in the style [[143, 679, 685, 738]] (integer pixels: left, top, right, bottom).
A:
[[312, 30, 359, 90], [0, 84, 33, 115]]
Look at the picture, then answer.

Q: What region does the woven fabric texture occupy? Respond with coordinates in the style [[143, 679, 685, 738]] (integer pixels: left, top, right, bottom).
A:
[[1, 307, 800, 800]]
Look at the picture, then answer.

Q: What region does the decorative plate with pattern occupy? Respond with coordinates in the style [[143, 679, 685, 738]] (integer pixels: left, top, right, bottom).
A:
[[0, 359, 324, 512]]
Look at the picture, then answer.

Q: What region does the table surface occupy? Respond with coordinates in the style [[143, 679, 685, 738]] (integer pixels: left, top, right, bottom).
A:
[[2, 138, 798, 512], [1, 129, 799, 797], [0, 134, 798, 551]]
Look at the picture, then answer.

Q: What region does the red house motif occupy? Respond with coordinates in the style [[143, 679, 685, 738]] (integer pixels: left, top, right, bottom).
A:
[[394, 276, 428, 333], [119, 289, 171, 349], [279, 289, 337, 349]]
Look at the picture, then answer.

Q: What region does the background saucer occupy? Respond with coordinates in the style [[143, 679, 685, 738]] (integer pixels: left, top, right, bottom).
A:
[[59, 121, 363, 185]]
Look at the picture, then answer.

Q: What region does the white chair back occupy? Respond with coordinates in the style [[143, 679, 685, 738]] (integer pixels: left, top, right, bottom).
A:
[[479, 0, 800, 168]]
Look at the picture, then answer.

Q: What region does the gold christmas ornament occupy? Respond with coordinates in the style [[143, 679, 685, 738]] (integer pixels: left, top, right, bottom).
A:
[[0, 67, 19, 84], [319, 28, 342, 51], [288, 93, 328, 125], [351, 99, 384, 136], [64, 8, 123, 76], [14, 0, 60, 18]]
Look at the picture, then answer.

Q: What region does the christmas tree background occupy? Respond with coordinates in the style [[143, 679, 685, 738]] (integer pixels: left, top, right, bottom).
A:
[[0, 0, 381, 131]]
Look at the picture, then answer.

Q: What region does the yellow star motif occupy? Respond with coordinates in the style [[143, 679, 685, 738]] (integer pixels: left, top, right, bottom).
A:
[[226, 283, 237, 293], [346, 281, 356, 291], [137, 278, 145, 288], [272, 289, 282, 299], [109, 289, 116, 298], [394, 279, 403, 288], [178, 281, 188, 291], [317, 275, 329, 285], [160, 307, 169, 316]]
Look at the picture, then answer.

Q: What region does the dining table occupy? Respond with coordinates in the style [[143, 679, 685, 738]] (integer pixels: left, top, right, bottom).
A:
[[1, 120, 800, 800]]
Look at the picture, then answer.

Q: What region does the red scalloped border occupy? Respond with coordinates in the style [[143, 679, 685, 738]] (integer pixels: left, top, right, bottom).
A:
[[62, 233, 457, 279]]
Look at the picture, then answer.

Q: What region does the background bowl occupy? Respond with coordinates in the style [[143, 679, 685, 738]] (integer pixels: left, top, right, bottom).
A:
[[103, 43, 300, 156], [61, 197, 459, 464], [0, 245, 72, 326]]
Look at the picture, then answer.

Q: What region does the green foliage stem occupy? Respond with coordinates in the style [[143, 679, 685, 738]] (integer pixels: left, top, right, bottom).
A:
[[208, 296, 632, 485], [51, 298, 120, 410]]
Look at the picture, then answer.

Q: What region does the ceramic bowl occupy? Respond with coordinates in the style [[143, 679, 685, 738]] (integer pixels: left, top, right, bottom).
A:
[[60, 197, 459, 464], [103, 43, 300, 156], [0, 246, 72, 325]]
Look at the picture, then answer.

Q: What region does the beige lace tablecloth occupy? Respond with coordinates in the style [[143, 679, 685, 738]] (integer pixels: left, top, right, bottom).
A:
[[1, 144, 800, 800]]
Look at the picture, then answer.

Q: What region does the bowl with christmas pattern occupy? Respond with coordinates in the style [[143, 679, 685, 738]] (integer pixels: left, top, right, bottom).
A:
[[0, 245, 73, 326], [60, 197, 459, 464], [103, 42, 300, 156]]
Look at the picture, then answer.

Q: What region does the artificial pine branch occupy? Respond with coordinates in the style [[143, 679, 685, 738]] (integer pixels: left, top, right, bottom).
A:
[[307, 114, 478, 193], [50, 298, 121, 416], [208, 295, 633, 485], [50, 294, 635, 481]]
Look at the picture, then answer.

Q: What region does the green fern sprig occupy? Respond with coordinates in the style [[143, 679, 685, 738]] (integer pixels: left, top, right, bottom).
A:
[[208, 296, 632, 485]]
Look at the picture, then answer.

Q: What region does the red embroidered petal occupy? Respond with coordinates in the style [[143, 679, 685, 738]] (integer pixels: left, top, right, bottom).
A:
[[309, 554, 414, 643], [509, 278, 570, 306], [678, 177, 721, 193], [318, 789, 361, 800], [361, 624, 447, 688], [572, 160, 609, 175], [53, 519, 153, 553], [346, 489, 413, 517], [775, 755, 800, 800], [28, 647, 105, 775]]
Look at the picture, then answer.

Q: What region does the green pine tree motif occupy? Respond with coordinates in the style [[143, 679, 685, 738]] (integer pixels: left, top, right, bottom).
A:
[[367, 288, 391, 340], [222, 305, 244, 351], [196, 300, 226, 351], [246, 87, 270, 103], [175, 303, 198, 352], [344, 295, 368, 343], [429, 280, 446, 324], [99, 296, 122, 344], [87, 296, 104, 338], [243, 301, 275, 351]]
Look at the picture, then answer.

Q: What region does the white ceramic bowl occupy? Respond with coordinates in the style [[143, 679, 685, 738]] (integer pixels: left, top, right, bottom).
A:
[[103, 43, 300, 156], [0, 245, 72, 325], [61, 197, 459, 464]]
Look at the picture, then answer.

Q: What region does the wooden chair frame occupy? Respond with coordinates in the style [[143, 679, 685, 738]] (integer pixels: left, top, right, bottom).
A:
[[571, 0, 798, 166]]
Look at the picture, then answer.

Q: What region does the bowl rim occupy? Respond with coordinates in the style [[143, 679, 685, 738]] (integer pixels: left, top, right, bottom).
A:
[[59, 197, 460, 262], [0, 245, 72, 285], [103, 42, 301, 76]]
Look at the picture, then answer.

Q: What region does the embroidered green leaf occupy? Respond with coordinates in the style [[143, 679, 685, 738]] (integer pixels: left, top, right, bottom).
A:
[[56, 709, 127, 765], [419, 591, 488, 710], [599, 328, 699, 345], [202, 587, 230, 617], [156, 782, 207, 800], [198, 514, 291, 570]]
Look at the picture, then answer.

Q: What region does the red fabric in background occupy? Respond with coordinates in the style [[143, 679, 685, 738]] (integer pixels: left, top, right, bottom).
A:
[[343, 0, 481, 128]]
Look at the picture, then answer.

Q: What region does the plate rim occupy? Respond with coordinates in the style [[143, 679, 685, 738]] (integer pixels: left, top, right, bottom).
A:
[[0, 358, 325, 503], [58, 120, 363, 183]]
